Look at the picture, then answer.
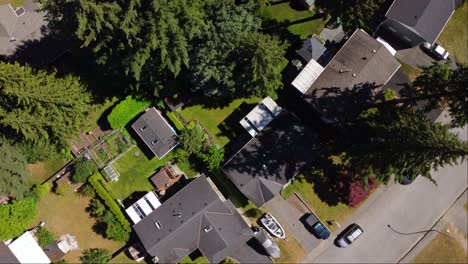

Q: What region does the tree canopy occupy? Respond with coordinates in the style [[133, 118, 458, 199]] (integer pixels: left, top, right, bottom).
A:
[[0, 138, 31, 198], [80, 248, 112, 264], [345, 106, 468, 184], [315, 0, 386, 33], [0, 197, 38, 240], [0, 62, 91, 159], [401, 63, 468, 127]]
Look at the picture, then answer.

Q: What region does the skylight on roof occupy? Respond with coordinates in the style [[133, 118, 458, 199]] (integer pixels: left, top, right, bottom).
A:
[[151, 139, 158, 145], [154, 221, 162, 230], [140, 125, 147, 132]]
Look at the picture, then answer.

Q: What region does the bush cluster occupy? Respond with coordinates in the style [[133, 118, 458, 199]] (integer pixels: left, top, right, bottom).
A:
[[107, 96, 151, 129], [36, 227, 55, 247], [73, 157, 98, 183], [88, 174, 131, 232], [89, 199, 129, 242]]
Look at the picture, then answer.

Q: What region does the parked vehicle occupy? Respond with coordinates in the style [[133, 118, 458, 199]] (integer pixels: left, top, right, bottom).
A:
[[304, 214, 331, 239], [254, 228, 281, 258], [335, 223, 364, 248], [260, 213, 286, 239], [422, 42, 449, 60]]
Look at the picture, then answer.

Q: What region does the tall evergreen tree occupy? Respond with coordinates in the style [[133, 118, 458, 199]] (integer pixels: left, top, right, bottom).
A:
[[0, 138, 30, 198], [0, 62, 90, 155], [345, 106, 468, 184], [240, 33, 288, 97], [315, 0, 386, 33], [399, 63, 468, 127]]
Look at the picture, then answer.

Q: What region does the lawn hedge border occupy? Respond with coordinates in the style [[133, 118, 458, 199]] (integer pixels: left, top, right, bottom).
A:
[[88, 173, 131, 232], [108, 96, 151, 129]]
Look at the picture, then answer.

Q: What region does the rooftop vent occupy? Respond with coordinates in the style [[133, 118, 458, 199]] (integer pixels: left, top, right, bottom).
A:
[[151, 139, 158, 145], [352, 73, 357, 77], [154, 221, 162, 230], [339, 68, 351, 73], [204, 225, 213, 233], [140, 126, 147, 132], [173, 213, 182, 218], [372, 49, 377, 53]]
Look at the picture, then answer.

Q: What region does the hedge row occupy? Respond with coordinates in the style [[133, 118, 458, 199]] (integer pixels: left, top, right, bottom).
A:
[[166, 111, 185, 131], [108, 96, 151, 129], [88, 173, 131, 232]]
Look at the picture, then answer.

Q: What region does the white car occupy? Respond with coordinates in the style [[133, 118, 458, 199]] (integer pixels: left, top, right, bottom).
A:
[[336, 223, 364, 248], [422, 42, 449, 60]]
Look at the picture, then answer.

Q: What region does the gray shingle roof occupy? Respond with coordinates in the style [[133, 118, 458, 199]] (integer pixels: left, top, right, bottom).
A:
[[223, 111, 322, 207], [385, 0, 455, 45], [134, 176, 253, 263], [131, 107, 179, 159], [296, 35, 327, 63], [304, 29, 400, 123], [0, 4, 18, 38]]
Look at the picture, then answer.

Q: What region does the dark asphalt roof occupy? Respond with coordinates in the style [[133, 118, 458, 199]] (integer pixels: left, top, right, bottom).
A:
[[304, 29, 400, 123], [134, 176, 253, 263], [131, 107, 179, 158], [385, 0, 455, 44], [296, 35, 327, 63], [0, 243, 19, 264], [222, 111, 322, 207]]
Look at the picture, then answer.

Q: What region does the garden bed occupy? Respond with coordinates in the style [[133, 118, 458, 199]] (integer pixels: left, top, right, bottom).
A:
[[89, 130, 133, 168]]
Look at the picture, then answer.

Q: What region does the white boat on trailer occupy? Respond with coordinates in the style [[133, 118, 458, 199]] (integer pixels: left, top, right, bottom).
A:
[[260, 213, 286, 239]]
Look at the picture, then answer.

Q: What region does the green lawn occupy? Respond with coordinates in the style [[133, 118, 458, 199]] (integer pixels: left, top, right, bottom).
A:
[[258, 2, 328, 39], [413, 224, 467, 263], [179, 254, 209, 264], [178, 97, 261, 147], [282, 173, 356, 231], [0, 0, 24, 8], [108, 145, 197, 200], [82, 98, 118, 133], [27, 159, 68, 185], [438, 2, 468, 65]]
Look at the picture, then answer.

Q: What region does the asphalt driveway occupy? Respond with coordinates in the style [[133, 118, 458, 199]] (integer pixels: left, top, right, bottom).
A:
[[304, 118, 467, 263]]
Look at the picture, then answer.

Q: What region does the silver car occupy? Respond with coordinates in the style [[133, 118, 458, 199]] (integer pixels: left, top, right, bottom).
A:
[[336, 224, 364, 248]]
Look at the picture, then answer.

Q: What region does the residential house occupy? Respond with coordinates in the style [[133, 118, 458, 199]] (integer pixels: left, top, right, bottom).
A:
[[131, 107, 179, 159], [223, 111, 322, 207], [2, 231, 50, 264], [133, 176, 259, 263], [0, 0, 47, 55], [294, 29, 400, 124], [378, 0, 456, 47]]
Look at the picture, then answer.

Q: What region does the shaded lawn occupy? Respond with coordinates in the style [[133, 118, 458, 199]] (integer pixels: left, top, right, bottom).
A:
[[178, 97, 261, 147], [258, 2, 328, 39], [27, 159, 68, 185], [109, 145, 197, 200], [282, 173, 356, 231], [31, 190, 123, 263], [413, 224, 467, 263], [398, 59, 422, 82], [82, 98, 118, 133], [110, 251, 138, 264], [438, 2, 468, 65], [0, 0, 24, 8]]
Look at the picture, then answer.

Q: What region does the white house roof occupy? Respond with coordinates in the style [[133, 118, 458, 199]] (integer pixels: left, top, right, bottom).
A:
[[126, 191, 161, 224], [291, 59, 325, 94], [239, 96, 282, 137], [8, 231, 51, 264]]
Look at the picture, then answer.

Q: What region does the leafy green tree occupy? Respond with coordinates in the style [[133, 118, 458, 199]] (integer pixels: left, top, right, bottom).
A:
[[0, 197, 38, 240], [79, 184, 96, 198], [90, 198, 106, 218], [399, 63, 468, 127], [80, 248, 112, 264], [346, 106, 468, 184], [0, 62, 91, 157], [33, 183, 51, 199], [36, 227, 55, 247], [105, 220, 129, 242], [0, 138, 30, 198], [202, 145, 225, 172], [315, 0, 386, 32], [179, 125, 206, 155], [73, 157, 97, 183]]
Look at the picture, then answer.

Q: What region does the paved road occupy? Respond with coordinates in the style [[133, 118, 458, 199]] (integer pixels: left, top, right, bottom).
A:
[[305, 123, 467, 263]]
